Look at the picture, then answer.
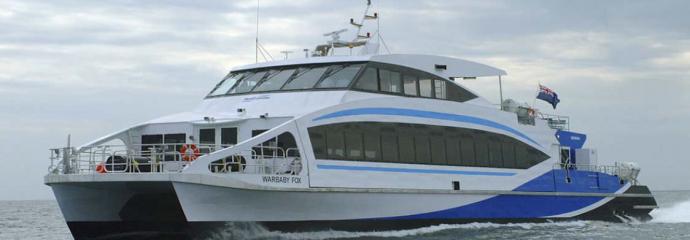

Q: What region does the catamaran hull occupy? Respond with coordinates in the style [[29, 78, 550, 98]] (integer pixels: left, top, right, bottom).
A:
[[49, 181, 656, 240]]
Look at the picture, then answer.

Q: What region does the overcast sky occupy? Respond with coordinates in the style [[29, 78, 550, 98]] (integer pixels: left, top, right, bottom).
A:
[[1, 0, 689, 200]]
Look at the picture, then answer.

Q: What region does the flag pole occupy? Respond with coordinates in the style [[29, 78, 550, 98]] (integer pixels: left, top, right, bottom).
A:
[[532, 82, 539, 108], [498, 75, 503, 106]]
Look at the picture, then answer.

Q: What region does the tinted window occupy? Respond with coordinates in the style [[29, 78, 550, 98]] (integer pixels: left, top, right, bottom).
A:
[[445, 137, 461, 166], [345, 129, 363, 159], [308, 122, 548, 169], [363, 130, 381, 161], [326, 126, 345, 158], [283, 67, 328, 90], [488, 137, 503, 167], [208, 73, 245, 96], [253, 69, 296, 92], [229, 72, 266, 94], [354, 67, 378, 91], [379, 69, 402, 93], [460, 135, 475, 166], [414, 135, 431, 164], [419, 78, 433, 97], [199, 129, 215, 145], [474, 134, 489, 167], [430, 133, 446, 164], [316, 64, 362, 88], [381, 130, 398, 162], [221, 128, 237, 146], [447, 82, 475, 102], [502, 140, 516, 168], [309, 127, 327, 159], [403, 75, 418, 96]]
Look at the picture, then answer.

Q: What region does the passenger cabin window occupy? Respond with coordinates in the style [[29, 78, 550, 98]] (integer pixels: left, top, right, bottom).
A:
[[419, 78, 433, 98], [434, 79, 447, 99], [221, 128, 237, 146], [308, 122, 549, 169], [379, 69, 402, 93], [403, 75, 418, 96]]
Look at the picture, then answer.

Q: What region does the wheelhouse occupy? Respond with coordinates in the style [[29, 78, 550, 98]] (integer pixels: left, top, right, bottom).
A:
[[206, 61, 477, 103]]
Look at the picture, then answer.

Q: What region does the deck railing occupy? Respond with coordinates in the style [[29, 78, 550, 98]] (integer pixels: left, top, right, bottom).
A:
[[48, 143, 301, 176]]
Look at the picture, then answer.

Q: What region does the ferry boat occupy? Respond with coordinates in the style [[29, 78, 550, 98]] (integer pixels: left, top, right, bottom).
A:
[[45, 3, 657, 239]]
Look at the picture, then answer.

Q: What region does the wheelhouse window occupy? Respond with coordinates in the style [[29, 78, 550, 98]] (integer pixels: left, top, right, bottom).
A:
[[282, 66, 328, 90], [316, 64, 363, 88], [208, 73, 247, 96], [308, 122, 549, 169], [353, 67, 378, 91], [229, 71, 266, 94], [253, 69, 296, 92], [205, 61, 477, 103]]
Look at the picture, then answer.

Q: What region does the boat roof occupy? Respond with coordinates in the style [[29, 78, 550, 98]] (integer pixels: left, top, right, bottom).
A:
[[232, 54, 507, 79]]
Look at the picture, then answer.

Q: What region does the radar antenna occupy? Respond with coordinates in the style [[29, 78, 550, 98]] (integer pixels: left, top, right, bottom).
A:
[[313, 0, 381, 57]]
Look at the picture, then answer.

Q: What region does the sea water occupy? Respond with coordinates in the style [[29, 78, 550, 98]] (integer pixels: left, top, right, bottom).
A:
[[2, 191, 689, 240]]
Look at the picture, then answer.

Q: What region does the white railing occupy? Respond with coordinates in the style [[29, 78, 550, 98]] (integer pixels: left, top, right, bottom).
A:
[[48, 144, 302, 176], [539, 113, 570, 130], [208, 146, 302, 175], [48, 143, 225, 174]]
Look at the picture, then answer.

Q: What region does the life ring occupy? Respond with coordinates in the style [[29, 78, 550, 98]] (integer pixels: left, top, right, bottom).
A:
[[180, 144, 201, 161], [96, 162, 107, 173]]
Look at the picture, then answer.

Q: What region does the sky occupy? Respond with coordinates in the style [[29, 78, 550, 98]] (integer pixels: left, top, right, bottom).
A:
[[1, 0, 689, 200]]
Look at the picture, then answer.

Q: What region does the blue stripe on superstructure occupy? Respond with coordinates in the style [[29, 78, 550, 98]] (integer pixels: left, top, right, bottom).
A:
[[312, 107, 541, 147], [316, 164, 516, 176]]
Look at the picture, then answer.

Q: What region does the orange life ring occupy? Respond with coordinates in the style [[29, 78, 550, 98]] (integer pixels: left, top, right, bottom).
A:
[[180, 144, 201, 161], [96, 162, 107, 173]]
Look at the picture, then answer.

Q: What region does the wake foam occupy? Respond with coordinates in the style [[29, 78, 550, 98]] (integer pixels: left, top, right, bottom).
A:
[[651, 199, 690, 223], [203, 221, 590, 240]]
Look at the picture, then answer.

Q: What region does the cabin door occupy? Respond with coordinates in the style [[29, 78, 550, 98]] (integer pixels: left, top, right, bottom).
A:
[[560, 147, 571, 168]]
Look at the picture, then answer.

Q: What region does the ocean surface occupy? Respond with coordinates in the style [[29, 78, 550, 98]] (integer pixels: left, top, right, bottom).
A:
[[1, 191, 689, 240]]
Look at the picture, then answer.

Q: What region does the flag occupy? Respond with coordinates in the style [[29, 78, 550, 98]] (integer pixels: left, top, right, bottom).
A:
[[537, 84, 560, 109]]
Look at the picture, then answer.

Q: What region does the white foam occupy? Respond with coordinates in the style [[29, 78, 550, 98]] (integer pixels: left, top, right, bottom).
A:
[[651, 199, 690, 223], [206, 221, 590, 240]]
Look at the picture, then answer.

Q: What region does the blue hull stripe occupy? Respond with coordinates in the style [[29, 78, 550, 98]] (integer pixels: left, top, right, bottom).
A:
[[382, 195, 604, 220], [313, 107, 541, 146], [374, 170, 623, 220], [317, 164, 516, 176]]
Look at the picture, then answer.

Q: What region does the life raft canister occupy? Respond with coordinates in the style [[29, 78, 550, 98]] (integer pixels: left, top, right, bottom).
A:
[[180, 144, 201, 161]]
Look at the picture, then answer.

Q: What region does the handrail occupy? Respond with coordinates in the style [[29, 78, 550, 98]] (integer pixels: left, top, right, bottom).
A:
[[48, 143, 303, 176]]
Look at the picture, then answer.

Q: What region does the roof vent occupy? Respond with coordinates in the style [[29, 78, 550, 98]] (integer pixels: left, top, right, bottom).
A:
[[435, 64, 447, 70]]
